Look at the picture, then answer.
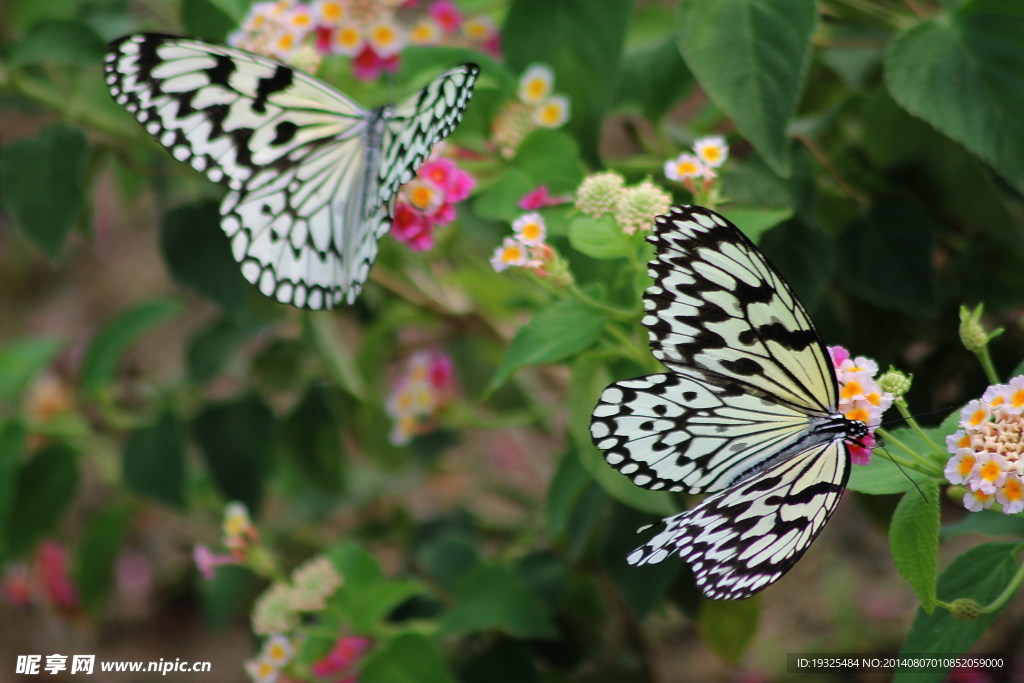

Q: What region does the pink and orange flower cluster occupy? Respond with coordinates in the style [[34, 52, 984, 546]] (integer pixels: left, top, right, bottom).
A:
[[828, 346, 893, 465], [392, 157, 476, 251], [945, 377, 1024, 514], [386, 348, 457, 444]]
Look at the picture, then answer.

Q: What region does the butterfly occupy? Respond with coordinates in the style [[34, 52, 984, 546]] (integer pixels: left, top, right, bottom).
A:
[[590, 205, 869, 600], [104, 33, 479, 310]]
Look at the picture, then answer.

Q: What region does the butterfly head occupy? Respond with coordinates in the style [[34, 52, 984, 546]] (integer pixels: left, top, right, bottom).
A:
[[843, 415, 871, 445]]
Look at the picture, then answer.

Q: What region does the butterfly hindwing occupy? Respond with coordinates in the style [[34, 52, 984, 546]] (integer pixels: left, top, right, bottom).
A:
[[104, 33, 478, 310], [628, 440, 850, 600]]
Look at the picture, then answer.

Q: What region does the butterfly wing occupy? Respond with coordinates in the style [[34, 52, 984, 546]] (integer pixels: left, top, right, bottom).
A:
[[104, 34, 478, 309], [375, 63, 480, 207], [627, 439, 850, 600]]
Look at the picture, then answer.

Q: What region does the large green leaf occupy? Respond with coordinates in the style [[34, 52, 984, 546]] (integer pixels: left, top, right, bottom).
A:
[[615, 37, 694, 121], [80, 298, 183, 395], [0, 124, 88, 259], [73, 505, 129, 614], [489, 297, 606, 391], [8, 20, 106, 66], [0, 338, 63, 405], [122, 413, 187, 508], [192, 397, 277, 513], [7, 445, 79, 557], [360, 633, 456, 683], [895, 543, 1019, 682], [677, 0, 817, 175], [502, 0, 632, 163], [160, 202, 248, 310], [0, 422, 26, 559], [327, 542, 424, 633], [888, 482, 940, 612], [885, 0, 1024, 193], [698, 596, 760, 663], [438, 564, 558, 639], [283, 385, 346, 493]]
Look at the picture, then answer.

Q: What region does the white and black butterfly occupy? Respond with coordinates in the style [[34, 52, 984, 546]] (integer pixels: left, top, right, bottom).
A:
[[590, 205, 868, 600], [105, 33, 478, 310]]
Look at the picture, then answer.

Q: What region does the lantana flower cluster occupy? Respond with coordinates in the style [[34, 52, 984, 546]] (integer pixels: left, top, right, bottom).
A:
[[1, 539, 78, 611], [829, 346, 894, 465], [386, 348, 457, 444], [493, 64, 571, 157], [490, 212, 555, 275], [392, 156, 476, 251], [945, 377, 1024, 514], [664, 135, 729, 185], [229, 0, 499, 80], [575, 171, 672, 235], [194, 501, 261, 580]]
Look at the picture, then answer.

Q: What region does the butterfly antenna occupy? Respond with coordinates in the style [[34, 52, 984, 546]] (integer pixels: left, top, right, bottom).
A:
[[873, 438, 928, 501]]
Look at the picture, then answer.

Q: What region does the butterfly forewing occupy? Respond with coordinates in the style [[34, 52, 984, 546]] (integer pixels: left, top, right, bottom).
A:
[[104, 33, 478, 310], [590, 204, 857, 599], [628, 440, 849, 600]]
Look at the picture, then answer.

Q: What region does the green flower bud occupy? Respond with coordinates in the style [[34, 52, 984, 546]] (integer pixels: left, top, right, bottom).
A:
[[949, 598, 984, 621], [575, 171, 626, 219], [959, 304, 1002, 353], [613, 180, 671, 235], [877, 368, 912, 398]]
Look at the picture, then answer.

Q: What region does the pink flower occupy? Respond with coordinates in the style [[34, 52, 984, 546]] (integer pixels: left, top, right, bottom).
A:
[[418, 158, 476, 201], [36, 541, 78, 609], [193, 545, 238, 580], [848, 432, 875, 466], [310, 636, 373, 677], [391, 203, 436, 251], [428, 0, 462, 32], [315, 25, 333, 53], [830, 345, 850, 367], [352, 45, 400, 81], [518, 185, 571, 210]]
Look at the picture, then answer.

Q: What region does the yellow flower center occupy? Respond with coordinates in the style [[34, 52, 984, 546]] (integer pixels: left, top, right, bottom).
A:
[[412, 24, 434, 42], [502, 245, 524, 263], [968, 409, 988, 427], [846, 407, 870, 423], [676, 161, 699, 176], [410, 185, 435, 209], [540, 103, 562, 126], [1003, 476, 1023, 501], [958, 454, 977, 477], [702, 147, 721, 162], [336, 27, 361, 48], [521, 222, 542, 241], [373, 25, 396, 46], [276, 33, 296, 51], [1012, 390, 1024, 408], [527, 78, 547, 100], [465, 20, 489, 38], [322, 2, 344, 21], [841, 380, 863, 400], [980, 460, 1002, 482], [292, 13, 312, 28]]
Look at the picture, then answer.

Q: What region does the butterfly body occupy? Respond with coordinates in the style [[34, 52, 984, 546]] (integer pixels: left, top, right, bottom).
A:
[[105, 33, 478, 309], [590, 205, 869, 600]]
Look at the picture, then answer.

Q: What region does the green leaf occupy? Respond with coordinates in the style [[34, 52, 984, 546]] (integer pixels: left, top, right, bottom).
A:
[[439, 564, 558, 639], [360, 633, 456, 683], [0, 124, 88, 259], [283, 385, 346, 493], [895, 543, 1019, 682], [568, 215, 631, 259], [490, 297, 606, 391], [836, 195, 938, 316], [941, 509, 1024, 540], [122, 413, 187, 508], [848, 456, 935, 495], [758, 219, 834, 312], [181, 0, 239, 41], [697, 596, 760, 663], [200, 564, 256, 629], [472, 170, 535, 222], [192, 397, 277, 513], [8, 20, 106, 66], [160, 202, 248, 310], [885, 0, 1024, 193], [728, 206, 795, 243], [514, 129, 585, 192], [7, 445, 78, 557], [889, 481, 940, 612], [568, 356, 676, 516], [304, 314, 367, 400], [73, 505, 129, 614], [80, 298, 183, 395], [502, 0, 633, 163], [601, 504, 681, 618], [186, 316, 266, 384], [677, 0, 816, 175], [615, 37, 695, 121], [0, 337, 63, 404], [328, 542, 424, 632], [0, 422, 27, 559]]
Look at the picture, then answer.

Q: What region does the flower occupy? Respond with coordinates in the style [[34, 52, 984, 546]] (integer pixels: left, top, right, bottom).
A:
[[386, 349, 457, 444], [194, 545, 238, 580], [490, 237, 530, 272], [391, 203, 435, 251], [491, 102, 534, 158], [518, 64, 554, 104], [366, 18, 405, 58], [428, 0, 462, 32], [533, 95, 571, 129], [252, 582, 299, 636], [331, 23, 365, 56], [245, 654, 281, 683], [664, 153, 706, 182], [409, 18, 441, 44], [223, 501, 258, 555], [391, 157, 475, 250], [289, 556, 343, 611], [35, 541, 78, 610], [944, 375, 1024, 514], [693, 135, 729, 168], [518, 185, 571, 210], [575, 171, 626, 218], [313, 0, 346, 26], [262, 634, 295, 668], [829, 346, 894, 465], [614, 181, 672, 235], [512, 213, 546, 246], [310, 636, 373, 678]]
